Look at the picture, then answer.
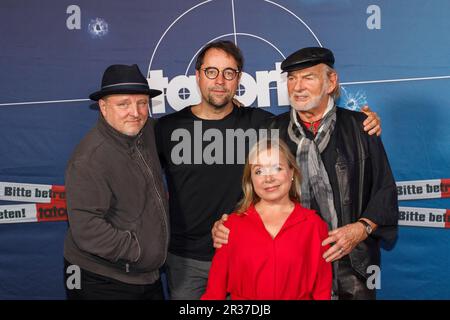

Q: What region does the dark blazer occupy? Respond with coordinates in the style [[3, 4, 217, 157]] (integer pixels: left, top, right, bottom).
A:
[[265, 107, 399, 279], [64, 115, 169, 284]]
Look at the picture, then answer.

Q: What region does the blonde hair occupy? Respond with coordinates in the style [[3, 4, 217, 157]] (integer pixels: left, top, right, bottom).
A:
[[235, 138, 302, 214]]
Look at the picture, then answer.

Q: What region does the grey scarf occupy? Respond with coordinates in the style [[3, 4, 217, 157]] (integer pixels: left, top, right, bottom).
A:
[[287, 98, 340, 299], [287, 97, 338, 231]]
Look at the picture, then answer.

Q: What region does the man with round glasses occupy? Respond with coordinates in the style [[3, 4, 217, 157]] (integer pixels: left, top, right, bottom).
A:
[[201, 67, 240, 81], [155, 40, 382, 300], [156, 41, 274, 300]]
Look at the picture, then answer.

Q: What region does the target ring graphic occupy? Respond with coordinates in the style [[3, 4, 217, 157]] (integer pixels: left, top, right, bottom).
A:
[[146, 0, 325, 112], [1, 1, 449, 109], [147, 0, 323, 77]]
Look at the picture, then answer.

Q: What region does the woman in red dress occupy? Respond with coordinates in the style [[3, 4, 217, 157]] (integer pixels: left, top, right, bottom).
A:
[[202, 138, 332, 300]]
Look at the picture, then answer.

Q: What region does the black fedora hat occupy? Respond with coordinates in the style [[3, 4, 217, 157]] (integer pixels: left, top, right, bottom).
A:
[[89, 64, 162, 101], [281, 47, 335, 73]]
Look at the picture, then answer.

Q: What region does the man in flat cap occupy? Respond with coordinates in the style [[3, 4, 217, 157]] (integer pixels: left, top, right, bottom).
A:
[[276, 47, 398, 299], [213, 47, 398, 299], [63, 64, 169, 299]]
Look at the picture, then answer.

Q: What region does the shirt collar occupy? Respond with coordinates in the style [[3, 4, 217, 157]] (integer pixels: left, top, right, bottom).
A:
[[97, 113, 143, 151]]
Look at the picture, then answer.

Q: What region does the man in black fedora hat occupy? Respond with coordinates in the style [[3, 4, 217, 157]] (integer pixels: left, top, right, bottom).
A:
[[63, 64, 169, 300], [212, 47, 398, 300]]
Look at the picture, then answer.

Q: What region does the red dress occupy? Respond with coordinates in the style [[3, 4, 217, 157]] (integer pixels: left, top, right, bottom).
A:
[[202, 202, 332, 300]]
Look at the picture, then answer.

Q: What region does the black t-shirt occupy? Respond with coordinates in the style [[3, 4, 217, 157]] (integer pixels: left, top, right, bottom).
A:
[[155, 105, 273, 260]]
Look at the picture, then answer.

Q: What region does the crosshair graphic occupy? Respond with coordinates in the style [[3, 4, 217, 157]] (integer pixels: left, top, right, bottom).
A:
[[147, 0, 324, 109], [147, 0, 323, 76], [184, 32, 287, 77], [178, 88, 191, 100], [237, 84, 246, 96]]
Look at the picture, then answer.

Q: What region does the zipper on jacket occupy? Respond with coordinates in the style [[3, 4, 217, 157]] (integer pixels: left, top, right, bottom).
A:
[[136, 146, 169, 265], [126, 263, 130, 273]]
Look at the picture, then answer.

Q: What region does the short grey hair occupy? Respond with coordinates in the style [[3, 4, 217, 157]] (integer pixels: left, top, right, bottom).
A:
[[323, 65, 340, 100]]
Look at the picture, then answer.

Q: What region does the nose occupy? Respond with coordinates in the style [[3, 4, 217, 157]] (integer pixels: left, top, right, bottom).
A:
[[214, 72, 225, 85], [129, 103, 139, 117], [293, 78, 305, 92], [264, 174, 275, 183]]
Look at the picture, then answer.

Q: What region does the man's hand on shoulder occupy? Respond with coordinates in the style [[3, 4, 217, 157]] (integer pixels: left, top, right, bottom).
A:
[[361, 105, 381, 136], [212, 214, 230, 249]]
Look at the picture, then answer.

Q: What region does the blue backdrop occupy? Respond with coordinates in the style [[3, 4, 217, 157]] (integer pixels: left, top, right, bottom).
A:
[[0, 0, 449, 299]]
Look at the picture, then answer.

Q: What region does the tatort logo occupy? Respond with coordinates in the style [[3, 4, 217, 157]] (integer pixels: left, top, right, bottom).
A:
[[147, 62, 289, 114]]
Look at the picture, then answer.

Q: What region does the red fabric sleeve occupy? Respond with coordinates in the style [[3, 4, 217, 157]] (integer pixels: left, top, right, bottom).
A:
[[201, 219, 232, 300]]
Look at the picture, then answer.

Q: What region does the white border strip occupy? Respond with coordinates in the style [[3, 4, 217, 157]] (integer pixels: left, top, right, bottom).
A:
[[0, 204, 38, 224], [342, 75, 450, 86], [0, 181, 56, 203], [396, 179, 449, 201], [399, 206, 449, 229], [0, 99, 90, 107], [231, 0, 238, 45]]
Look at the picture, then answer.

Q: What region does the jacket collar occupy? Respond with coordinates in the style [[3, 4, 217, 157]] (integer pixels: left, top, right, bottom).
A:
[[97, 114, 143, 151], [246, 202, 307, 231]]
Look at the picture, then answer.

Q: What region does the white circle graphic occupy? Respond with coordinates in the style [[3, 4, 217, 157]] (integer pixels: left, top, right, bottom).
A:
[[184, 32, 286, 76], [147, 0, 323, 76]]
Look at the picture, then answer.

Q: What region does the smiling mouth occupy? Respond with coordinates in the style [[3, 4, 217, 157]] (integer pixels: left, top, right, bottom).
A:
[[264, 185, 280, 192], [211, 87, 228, 93], [294, 95, 309, 101], [126, 120, 142, 125]]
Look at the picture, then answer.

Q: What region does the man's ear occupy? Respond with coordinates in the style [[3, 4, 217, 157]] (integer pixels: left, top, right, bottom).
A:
[[195, 69, 200, 84], [327, 71, 338, 95], [98, 98, 107, 117]]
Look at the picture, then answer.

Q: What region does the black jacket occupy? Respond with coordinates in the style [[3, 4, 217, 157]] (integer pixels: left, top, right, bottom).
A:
[[266, 107, 399, 279], [64, 115, 169, 285]]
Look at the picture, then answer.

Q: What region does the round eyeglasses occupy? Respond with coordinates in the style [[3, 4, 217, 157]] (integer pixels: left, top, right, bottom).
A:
[[201, 67, 240, 81]]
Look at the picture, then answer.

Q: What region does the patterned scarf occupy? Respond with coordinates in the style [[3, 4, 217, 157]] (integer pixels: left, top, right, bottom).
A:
[[287, 97, 340, 299], [287, 97, 338, 231]]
